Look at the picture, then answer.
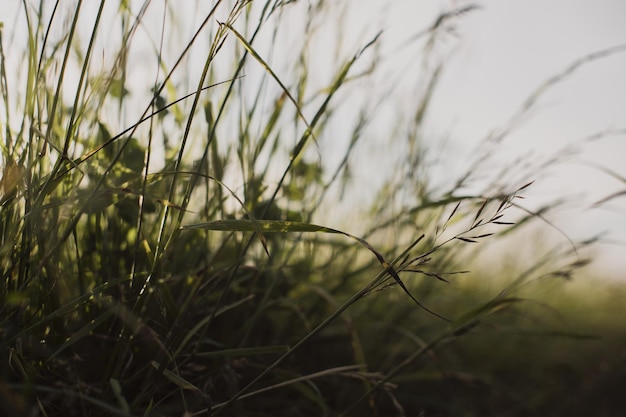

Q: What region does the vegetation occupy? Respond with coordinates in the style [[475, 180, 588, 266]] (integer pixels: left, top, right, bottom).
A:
[[1, 1, 624, 416]]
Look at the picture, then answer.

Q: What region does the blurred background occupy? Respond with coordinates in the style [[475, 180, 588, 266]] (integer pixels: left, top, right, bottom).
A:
[[331, 0, 626, 275]]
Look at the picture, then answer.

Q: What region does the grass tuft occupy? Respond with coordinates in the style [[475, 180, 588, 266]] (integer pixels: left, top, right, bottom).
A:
[[0, 2, 624, 416]]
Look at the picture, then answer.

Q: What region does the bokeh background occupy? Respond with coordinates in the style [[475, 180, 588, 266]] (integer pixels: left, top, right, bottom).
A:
[[323, 0, 626, 274]]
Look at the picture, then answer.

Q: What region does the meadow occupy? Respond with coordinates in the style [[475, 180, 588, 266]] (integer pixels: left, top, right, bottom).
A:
[[1, 1, 625, 416]]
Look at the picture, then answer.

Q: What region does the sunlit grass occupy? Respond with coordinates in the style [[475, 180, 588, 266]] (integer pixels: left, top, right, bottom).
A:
[[0, 1, 624, 416]]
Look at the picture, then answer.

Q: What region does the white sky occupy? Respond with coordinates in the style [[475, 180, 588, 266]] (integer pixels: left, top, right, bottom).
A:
[[338, 0, 626, 274], [426, 0, 626, 273]]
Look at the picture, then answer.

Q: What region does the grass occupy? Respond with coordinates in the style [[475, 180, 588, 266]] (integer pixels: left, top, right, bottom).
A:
[[1, 1, 625, 416]]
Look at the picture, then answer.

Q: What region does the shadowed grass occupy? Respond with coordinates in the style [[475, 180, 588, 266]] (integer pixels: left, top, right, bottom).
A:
[[0, 2, 624, 417]]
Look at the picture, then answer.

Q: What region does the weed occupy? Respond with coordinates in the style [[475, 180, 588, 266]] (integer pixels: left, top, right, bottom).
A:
[[0, 2, 624, 416]]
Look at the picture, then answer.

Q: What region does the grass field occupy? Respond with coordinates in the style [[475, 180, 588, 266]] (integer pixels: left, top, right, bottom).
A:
[[1, 2, 625, 416]]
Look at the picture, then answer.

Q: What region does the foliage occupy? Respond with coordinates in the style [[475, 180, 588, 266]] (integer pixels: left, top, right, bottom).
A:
[[0, 1, 624, 416]]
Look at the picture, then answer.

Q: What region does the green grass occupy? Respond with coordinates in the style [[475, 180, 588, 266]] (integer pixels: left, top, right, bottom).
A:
[[1, 2, 625, 416]]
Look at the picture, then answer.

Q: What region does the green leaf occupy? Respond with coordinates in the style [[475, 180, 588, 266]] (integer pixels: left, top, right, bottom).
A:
[[109, 378, 130, 414], [182, 219, 343, 234], [193, 345, 289, 358], [150, 361, 201, 391], [182, 220, 448, 321], [49, 310, 113, 360]]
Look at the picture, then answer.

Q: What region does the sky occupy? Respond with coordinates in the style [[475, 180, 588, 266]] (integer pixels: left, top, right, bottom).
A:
[[340, 0, 626, 274], [428, 0, 626, 273]]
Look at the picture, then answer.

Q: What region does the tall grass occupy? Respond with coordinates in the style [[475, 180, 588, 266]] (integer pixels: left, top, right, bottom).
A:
[[1, 1, 623, 416]]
